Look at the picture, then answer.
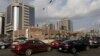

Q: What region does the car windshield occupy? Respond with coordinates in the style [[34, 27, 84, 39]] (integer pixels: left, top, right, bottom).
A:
[[14, 40, 27, 44]]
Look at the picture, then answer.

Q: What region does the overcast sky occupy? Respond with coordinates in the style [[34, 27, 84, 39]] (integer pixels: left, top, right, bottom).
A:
[[1, 0, 100, 32]]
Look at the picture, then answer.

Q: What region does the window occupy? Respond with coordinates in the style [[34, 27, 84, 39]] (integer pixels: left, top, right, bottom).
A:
[[38, 41, 44, 44], [32, 41, 35, 44], [33, 40, 44, 44]]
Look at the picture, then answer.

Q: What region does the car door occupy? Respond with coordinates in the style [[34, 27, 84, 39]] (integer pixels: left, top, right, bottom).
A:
[[38, 40, 48, 51], [26, 40, 39, 52], [31, 40, 45, 52], [31, 40, 41, 52], [72, 40, 83, 50]]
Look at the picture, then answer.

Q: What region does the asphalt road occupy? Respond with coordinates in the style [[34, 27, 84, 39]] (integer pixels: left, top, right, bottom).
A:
[[0, 47, 100, 56]]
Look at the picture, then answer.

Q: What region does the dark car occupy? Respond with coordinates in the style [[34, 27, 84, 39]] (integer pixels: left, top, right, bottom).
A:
[[11, 40, 52, 56], [58, 40, 90, 53], [50, 40, 64, 48], [0, 40, 11, 49]]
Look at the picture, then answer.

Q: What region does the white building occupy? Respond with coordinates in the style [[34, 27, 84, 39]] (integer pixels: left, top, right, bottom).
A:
[[0, 13, 5, 34], [57, 18, 73, 32]]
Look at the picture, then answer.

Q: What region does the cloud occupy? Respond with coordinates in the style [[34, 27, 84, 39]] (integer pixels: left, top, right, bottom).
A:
[[28, 0, 100, 31], [29, 0, 100, 24], [30, 0, 100, 18], [72, 8, 100, 31], [0, 0, 10, 12], [97, 19, 100, 23], [0, 0, 100, 31]]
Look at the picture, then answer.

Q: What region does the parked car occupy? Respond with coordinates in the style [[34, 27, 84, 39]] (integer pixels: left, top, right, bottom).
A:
[[0, 40, 11, 49], [81, 37, 100, 48], [58, 40, 90, 53], [50, 40, 64, 48], [11, 40, 52, 56]]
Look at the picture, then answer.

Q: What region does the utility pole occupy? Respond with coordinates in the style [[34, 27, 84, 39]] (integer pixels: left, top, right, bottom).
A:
[[25, 28, 29, 40]]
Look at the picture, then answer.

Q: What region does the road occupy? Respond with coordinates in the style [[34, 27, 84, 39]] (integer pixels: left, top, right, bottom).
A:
[[0, 47, 100, 56]]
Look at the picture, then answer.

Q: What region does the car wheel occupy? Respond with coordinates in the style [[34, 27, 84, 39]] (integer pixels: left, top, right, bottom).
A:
[[1, 46, 5, 49], [86, 46, 90, 51], [71, 48, 77, 53], [25, 49, 32, 56], [47, 47, 52, 52]]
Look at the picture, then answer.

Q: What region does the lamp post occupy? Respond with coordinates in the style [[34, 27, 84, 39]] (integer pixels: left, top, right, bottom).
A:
[[42, 0, 54, 43]]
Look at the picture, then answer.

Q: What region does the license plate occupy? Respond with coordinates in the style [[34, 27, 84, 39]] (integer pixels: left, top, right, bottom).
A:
[[59, 48, 62, 50]]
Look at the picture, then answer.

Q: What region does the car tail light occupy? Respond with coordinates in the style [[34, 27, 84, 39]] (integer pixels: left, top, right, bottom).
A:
[[12, 42, 21, 50], [16, 45, 21, 50], [55, 42, 59, 45], [51, 42, 59, 45], [51, 42, 55, 45], [65, 44, 71, 48]]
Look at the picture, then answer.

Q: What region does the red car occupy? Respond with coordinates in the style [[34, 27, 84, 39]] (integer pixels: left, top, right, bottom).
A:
[[11, 40, 52, 56], [50, 40, 64, 48]]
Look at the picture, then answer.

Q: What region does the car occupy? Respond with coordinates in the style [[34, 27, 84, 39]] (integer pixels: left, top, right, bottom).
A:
[[0, 40, 11, 49], [50, 40, 64, 48], [58, 40, 90, 53], [89, 37, 100, 47], [81, 37, 100, 48], [11, 40, 52, 56], [95, 37, 100, 45]]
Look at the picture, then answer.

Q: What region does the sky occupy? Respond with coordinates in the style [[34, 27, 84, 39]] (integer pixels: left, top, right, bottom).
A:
[[0, 0, 100, 32]]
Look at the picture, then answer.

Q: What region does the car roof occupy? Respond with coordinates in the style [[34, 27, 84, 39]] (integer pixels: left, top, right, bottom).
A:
[[62, 39, 77, 43]]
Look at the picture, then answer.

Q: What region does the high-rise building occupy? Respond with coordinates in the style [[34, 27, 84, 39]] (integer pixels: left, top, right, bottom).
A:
[[57, 18, 73, 32], [5, 0, 35, 39], [0, 13, 5, 34]]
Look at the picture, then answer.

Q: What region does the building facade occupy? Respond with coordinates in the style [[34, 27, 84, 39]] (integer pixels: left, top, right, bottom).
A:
[[57, 18, 73, 32], [14, 27, 60, 40], [48, 23, 55, 30], [42, 23, 55, 30], [0, 13, 5, 34], [5, 0, 35, 39]]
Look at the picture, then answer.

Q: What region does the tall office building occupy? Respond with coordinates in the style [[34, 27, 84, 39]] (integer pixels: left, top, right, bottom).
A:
[[57, 18, 73, 32], [5, 0, 35, 39], [0, 13, 5, 34]]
